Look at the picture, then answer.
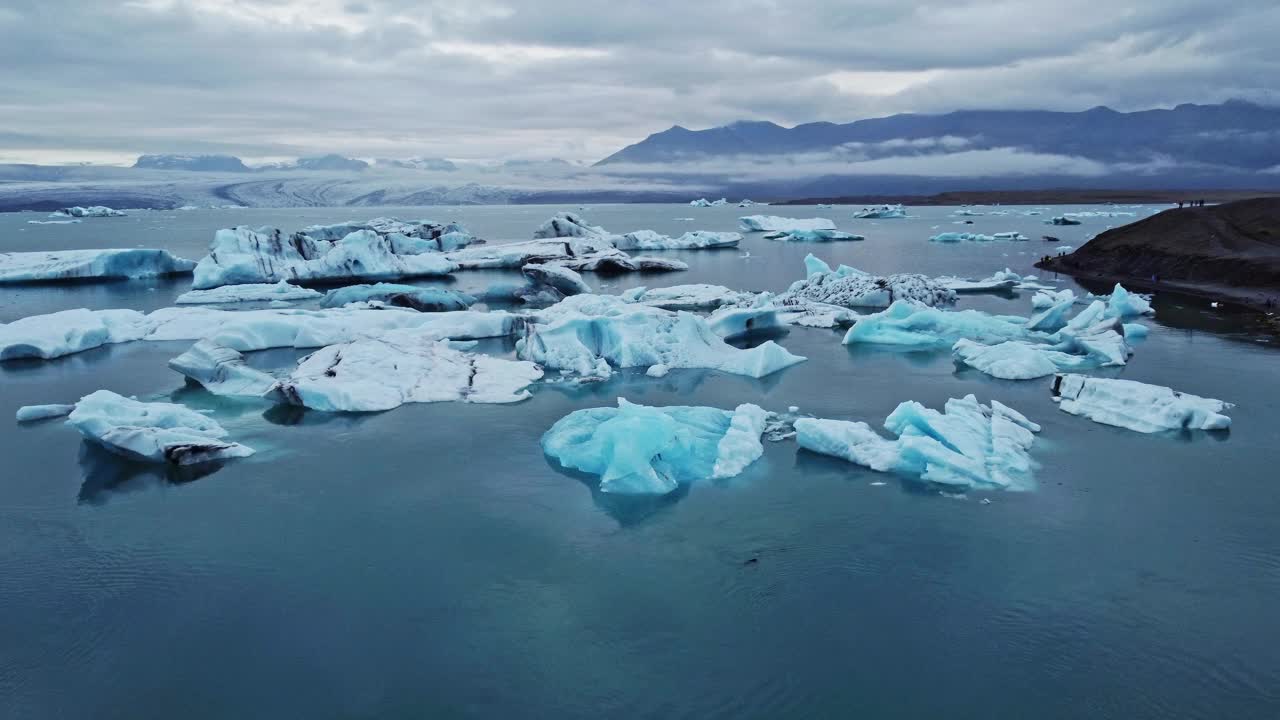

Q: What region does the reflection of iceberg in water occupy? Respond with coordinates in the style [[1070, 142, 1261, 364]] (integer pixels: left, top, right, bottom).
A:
[[77, 442, 225, 505], [550, 458, 694, 527]]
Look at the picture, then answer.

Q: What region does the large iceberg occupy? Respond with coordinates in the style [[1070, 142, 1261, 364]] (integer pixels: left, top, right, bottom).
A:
[[1103, 284, 1154, 319], [620, 284, 753, 311], [65, 390, 255, 465], [739, 216, 837, 233], [193, 226, 457, 289], [613, 230, 741, 250], [1051, 374, 1232, 432], [851, 204, 907, 219], [542, 399, 768, 494], [0, 249, 196, 284], [795, 395, 1040, 491], [930, 231, 1027, 243], [321, 283, 475, 311], [0, 308, 150, 360], [519, 295, 805, 379], [447, 237, 685, 274], [779, 256, 956, 309], [843, 302, 1031, 349], [270, 329, 543, 412], [764, 229, 864, 242], [50, 206, 125, 218], [176, 281, 322, 304], [300, 217, 478, 252], [532, 212, 609, 240]]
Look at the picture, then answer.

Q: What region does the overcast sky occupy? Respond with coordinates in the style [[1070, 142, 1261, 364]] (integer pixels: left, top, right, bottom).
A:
[[2, 0, 1277, 165]]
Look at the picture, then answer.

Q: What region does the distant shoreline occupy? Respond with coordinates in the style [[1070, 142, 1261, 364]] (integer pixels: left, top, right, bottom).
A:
[[776, 189, 1280, 207]]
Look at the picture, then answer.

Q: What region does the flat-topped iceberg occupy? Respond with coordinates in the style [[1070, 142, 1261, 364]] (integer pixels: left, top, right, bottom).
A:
[[779, 256, 956, 309], [939, 270, 1023, 293], [930, 231, 1027, 243], [176, 281, 322, 304], [0, 249, 196, 284], [542, 399, 769, 494], [613, 230, 741, 250], [620, 284, 753, 311], [65, 390, 254, 465], [168, 340, 278, 397], [50, 206, 125, 218], [519, 295, 805, 379], [15, 404, 76, 422], [739, 215, 837, 233], [852, 204, 906, 219], [193, 226, 457, 289], [843, 302, 1032, 349], [321, 283, 475, 311], [1051, 374, 1232, 432], [270, 329, 543, 412], [447, 237, 684, 274], [300, 217, 478, 252], [764, 229, 864, 242], [0, 308, 151, 360], [795, 395, 1040, 491]]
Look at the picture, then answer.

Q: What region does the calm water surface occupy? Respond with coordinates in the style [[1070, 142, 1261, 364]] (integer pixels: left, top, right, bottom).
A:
[[2, 205, 1278, 719]]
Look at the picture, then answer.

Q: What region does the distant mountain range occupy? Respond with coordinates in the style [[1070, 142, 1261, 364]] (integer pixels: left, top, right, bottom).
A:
[[134, 154, 250, 172], [597, 100, 1280, 171]]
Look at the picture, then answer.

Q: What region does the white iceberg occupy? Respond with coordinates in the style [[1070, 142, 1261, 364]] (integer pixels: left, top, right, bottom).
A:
[[0, 249, 196, 284], [1032, 288, 1076, 310], [321, 283, 475, 311], [939, 269, 1023, 293], [521, 264, 592, 297], [65, 390, 254, 465], [176, 280, 322, 304], [542, 399, 768, 494], [764, 229, 864, 242], [780, 256, 956, 309], [519, 295, 805, 379], [50, 206, 125, 218], [300, 217, 478, 251], [842, 302, 1030, 349], [193, 226, 457, 289], [1047, 216, 1082, 226], [1051, 374, 1232, 433], [930, 232, 1026, 243], [1103, 284, 1154, 319], [270, 329, 543, 412], [852, 204, 907, 219], [795, 395, 1040, 491], [447, 237, 683, 274], [0, 308, 150, 360], [621, 284, 752, 311], [613, 230, 741, 250], [168, 340, 279, 397], [15, 404, 76, 422], [531, 212, 609, 240], [739, 215, 837, 233]]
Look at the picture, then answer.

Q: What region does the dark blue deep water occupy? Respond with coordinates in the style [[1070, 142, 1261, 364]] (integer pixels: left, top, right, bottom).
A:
[[2, 205, 1278, 719]]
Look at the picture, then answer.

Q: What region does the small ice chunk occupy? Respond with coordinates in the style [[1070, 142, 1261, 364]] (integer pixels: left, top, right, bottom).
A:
[[168, 340, 278, 397], [66, 390, 254, 464], [15, 404, 76, 422], [1051, 374, 1232, 432], [522, 264, 591, 297], [322, 283, 475, 311], [646, 364, 670, 378]]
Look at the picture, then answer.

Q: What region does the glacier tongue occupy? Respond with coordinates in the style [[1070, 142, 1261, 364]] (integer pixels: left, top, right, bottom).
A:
[[65, 390, 255, 465], [0, 249, 196, 284], [542, 399, 769, 494], [1051, 374, 1232, 432], [796, 395, 1040, 491]]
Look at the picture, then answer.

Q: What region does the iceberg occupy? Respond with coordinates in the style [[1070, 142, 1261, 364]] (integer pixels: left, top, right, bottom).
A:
[[613, 230, 741, 250], [50, 206, 125, 218], [519, 295, 805, 379], [764, 229, 865, 242], [738, 215, 837, 233], [842, 302, 1030, 349], [1103, 284, 1154, 319], [953, 208, 984, 217], [1047, 216, 1082, 226], [65, 390, 254, 465], [852, 204, 907, 219], [27, 219, 81, 225], [1052, 374, 1232, 432], [780, 259, 956, 309], [542, 399, 768, 494], [193, 226, 457, 289], [939, 270, 1023, 293], [321, 283, 475, 311], [1032, 288, 1076, 310], [0, 308, 150, 360], [951, 339, 1092, 380], [795, 395, 1040, 491], [707, 305, 784, 340], [930, 232, 1027, 243], [300, 217, 478, 251], [689, 198, 728, 207], [521, 264, 592, 297], [531, 212, 609, 240], [168, 340, 278, 397], [15, 404, 76, 422], [0, 249, 196, 284], [621, 284, 752, 311], [447, 237, 684, 275], [270, 329, 543, 412], [176, 280, 322, 304]]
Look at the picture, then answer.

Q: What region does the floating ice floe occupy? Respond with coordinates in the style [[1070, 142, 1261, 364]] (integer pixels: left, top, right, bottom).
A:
[[777, 255, 956, 309], [49, 206, 126, 218], [930, 231, 1027, 243], [852, 204, 907, 219], [269, 329, 543, 412], [706, 305, 785, 341], [321, 283, 475, 311], [938, 269, 1022, 293], [522, 263, 591, 297], [65, 390, 255, 465], [27, 219, 81, 225], [0, 249, 196, 284], [519, 294, 804, 379], [1102, 284, 1154, 319], [1047, 216, 1082, 226], [193, 226, 458, 289], [795, 395, 1040, 491], [1032, 288, 1076, 310], [1, 306, 521, 361], [843, 302, 1030, 349], [737, 199, 765, 207], [613, 230, 741, 250], [542, 399, 769, 494], [763, 229, 864, 242], [1063, 210, 1136, 219], [739, 215, 837, 233], [168, 340, 278, 397], [689, 198, 728, 207], [620, 284, 753, 311], [447, 237, 685, 274], [1051, 374, 1232, 432], [300, 217, 479, 252], [176, 280, 323, 304], [952, 208, 984, 216], [532, 212, 609, 240], [15, 404, 76, 422], [949, 300, 1137, 380]]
